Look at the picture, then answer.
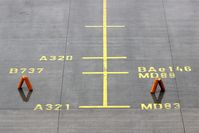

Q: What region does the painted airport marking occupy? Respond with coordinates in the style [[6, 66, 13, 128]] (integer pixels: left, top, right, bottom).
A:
[[9, 67, 44, 74], [82, 56, 127, 60], [138, 66, 192, 79], [85, 25, 125, 28], [32, 103, 181, 111], [82, 72, 129, 75], [79, 0, 130, 109], [39, 55, 73, 61], [138, 66, 192, 73], [140, 103, 180, 110], [79, 106, 130, 109], [34, 104, 70, 111]]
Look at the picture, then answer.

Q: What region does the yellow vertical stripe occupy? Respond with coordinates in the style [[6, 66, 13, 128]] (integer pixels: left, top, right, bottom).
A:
[[103, 0, 108, 106], [78, 0, 131, 109]]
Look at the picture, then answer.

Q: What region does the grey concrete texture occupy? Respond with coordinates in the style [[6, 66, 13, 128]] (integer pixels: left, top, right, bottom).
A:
[[0, 110, 59, 133], [59, 110, 184, 133], [0, 0, 199, 132]]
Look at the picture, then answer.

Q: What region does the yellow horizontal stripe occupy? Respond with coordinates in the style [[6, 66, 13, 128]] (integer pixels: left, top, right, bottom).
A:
[[108, 57, 127, 59], [85, 25, 125, 28], [82, 72, 129, 75], [82, 57, 103, 59], [79, 105, 131, 109], [82, 56, 127, 60]]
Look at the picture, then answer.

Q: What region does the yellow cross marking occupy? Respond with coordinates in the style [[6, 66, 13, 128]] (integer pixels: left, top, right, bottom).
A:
[[79, 0, 130, 109]]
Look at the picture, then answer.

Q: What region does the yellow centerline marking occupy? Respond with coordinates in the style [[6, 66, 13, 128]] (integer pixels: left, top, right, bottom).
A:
[[82, 56, 127, 60], [103, 0, 108, 106], [85, 25, 125, 28], [82, 72, 129, 75], [79, 0, 130, 109]]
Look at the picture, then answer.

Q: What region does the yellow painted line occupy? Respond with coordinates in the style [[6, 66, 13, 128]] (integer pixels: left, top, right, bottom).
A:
[[82, 57, 103, 59], [103, 0, 108, 107], [108, 57, 127, 59], [79, 0, 130, 109], [85, 26, 103, 28], [82, 56, 127, 60], [82, 72, 104, 75], [105, 72, 129, 74], [107, 25, 125, 28], [79, 105, 131, 109], [85, 25, 125, 28], [82, 72, 129, 75]]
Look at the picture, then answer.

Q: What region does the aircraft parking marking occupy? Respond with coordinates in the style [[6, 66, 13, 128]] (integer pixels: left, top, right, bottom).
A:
[[9, 67, 44, 74], [140, 103, 181, 110], [85, 25, 125, 28], [39, 55, 73, 61], [82, 72, 129, 75], [33, 104, 70, 111], [82, 56, 127, 60], [79, 0, 130, 109], [79, 105, 130, 109], [138, 66, 192, 79]]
